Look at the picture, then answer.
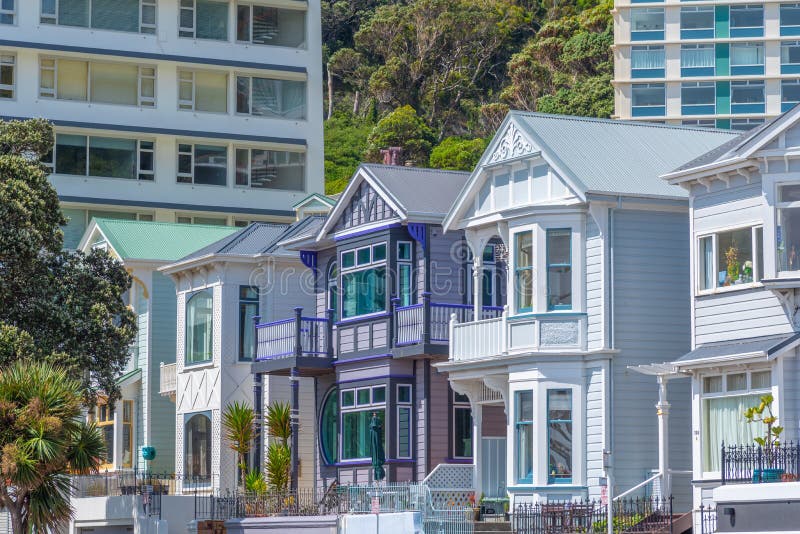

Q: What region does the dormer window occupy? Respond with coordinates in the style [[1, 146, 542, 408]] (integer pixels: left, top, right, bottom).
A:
[[697, 226, 763, 292], [778, 184, 800, 272]]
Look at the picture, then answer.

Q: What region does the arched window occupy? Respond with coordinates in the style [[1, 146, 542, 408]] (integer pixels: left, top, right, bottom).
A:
[[185, 412, 212, 482], [186, 290, 213, 364], [327, 261, 338, 322], [319, 388, 338, 464]]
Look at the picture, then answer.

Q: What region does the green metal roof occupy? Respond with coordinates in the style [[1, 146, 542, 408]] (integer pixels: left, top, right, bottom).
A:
[[92, 219, 240, 262]]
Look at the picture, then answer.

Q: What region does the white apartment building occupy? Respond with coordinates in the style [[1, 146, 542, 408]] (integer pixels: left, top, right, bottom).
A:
[[614, 0, 800, 130], [0, 0, 324, 248]]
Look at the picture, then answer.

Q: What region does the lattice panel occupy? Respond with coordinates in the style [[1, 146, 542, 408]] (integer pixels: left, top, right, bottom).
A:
[[213, 286, 222, 367], [430, 490, 474, 509], [212, 409, 221, 491], [176, 292, 186, 373], [175, 412, 184, 492], [424, 463, 474, 489]]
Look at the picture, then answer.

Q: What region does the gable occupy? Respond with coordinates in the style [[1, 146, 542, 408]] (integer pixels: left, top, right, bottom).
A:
[[486, 121, 538, 164], [333, 180, 400, 232]]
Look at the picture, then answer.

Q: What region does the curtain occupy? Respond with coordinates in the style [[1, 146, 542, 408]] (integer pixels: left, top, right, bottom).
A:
[[251, 77, 279, 117], [57, 59, 88, 101], [88, 136, 136, 179], [632, 48, 665, 69], [90, 62, 138, 105], [700, 237, 713, 289], [195, 71, 228, 112], [91, 0, 139, 32], [732, 44, 764, 66], [682, 47, 714, 68], [196, 0, 228, 40], [281, 80, 306, 119], [703, 394, 761, 472]]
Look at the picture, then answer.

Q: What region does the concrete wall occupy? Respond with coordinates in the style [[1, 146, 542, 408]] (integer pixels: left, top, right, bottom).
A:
[[226, 515, 339, 534]]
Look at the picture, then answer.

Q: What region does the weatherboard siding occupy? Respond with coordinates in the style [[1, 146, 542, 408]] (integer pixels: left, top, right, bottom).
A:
[[149, 272, 177, 472], [135, 284, 148, 470], [585, 366, 606, 500], [694, 289, 792, 345], [782, 352, 800, 445], [61, 207, 87, 249], [428, 227, 463, 304], [693, 182, 763, 235], [586, 215, 605, 350]]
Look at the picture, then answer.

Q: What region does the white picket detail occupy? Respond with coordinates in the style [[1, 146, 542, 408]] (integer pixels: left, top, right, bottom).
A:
[[451, 316, 504, 361]]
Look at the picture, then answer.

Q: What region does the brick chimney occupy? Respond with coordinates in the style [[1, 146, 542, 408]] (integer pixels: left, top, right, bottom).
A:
[[380, 147, 404, 166]]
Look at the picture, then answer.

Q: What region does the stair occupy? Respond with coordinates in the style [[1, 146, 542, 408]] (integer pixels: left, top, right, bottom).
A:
[[473, 521, 512, 533]]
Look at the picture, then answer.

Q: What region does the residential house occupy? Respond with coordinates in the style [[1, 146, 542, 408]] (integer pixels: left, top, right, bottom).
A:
[[438, 111, 738, 509], [250, 163, 511, 493]]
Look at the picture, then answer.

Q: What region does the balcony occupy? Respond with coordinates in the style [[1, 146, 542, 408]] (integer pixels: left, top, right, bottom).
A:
[[251, 308, 334, 376], [450, 312, 587, 363], [159, 362, 176, 401], [721, 443, 800, 484]]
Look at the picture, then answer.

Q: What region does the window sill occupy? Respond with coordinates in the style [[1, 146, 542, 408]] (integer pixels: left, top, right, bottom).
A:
[[183, 360, 214, 371], [336, 311, 390, 325], [696, 282, 761, 296]]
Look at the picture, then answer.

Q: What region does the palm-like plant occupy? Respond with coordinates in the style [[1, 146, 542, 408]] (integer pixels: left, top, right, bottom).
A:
[[0, 361, 105, 534], [264, 402, 292, 491], [222, 401, 256, 488]]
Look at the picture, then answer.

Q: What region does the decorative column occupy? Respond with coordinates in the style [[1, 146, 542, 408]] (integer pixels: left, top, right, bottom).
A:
[[472, 256, 483, 319], [472, 400, 483, 496], [657, 375, 671, 499]]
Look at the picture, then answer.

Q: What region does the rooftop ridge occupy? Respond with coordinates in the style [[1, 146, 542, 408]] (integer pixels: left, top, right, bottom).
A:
[[509, 110, 741, 135], [361, 163, 471, 175], [92, 218, 243, 230]]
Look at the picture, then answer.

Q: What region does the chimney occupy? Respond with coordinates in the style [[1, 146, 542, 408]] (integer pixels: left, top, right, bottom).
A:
[[380, 147, 404, 166]]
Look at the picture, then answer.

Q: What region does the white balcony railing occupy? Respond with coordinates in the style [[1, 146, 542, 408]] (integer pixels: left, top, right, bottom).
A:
[[451, 316, 505, 361], [160, 362, 176, 398]]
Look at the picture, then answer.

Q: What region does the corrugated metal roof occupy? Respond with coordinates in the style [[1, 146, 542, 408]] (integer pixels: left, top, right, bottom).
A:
[[510, 112, 740, 198], [362, 164, 471, 216], [675, 333, 800, 364], [93, 219, 239, 261], [178, 222, 290, 261], [266, 215, 326, 253]]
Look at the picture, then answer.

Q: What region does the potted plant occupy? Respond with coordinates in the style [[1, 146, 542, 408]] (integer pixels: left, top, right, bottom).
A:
[[469, 492, 480, 521], [744, 393, 785, 482], [725, 242, 740, 285]]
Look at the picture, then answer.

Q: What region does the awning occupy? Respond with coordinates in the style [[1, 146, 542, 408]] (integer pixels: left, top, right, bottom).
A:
[[673, 333, 800, 370], [116, 368, 142, 388]]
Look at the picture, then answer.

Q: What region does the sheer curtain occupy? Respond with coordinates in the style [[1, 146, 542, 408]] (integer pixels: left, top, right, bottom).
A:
[[703, 394, 760, 472], [732, 44, 764, 66], [632, 48, 665, 69], [682, 47, 714, 68]]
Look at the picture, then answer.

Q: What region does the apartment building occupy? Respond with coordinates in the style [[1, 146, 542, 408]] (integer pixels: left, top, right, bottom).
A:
[[614, 0, 800, 130], [0, 0, 324, 248]]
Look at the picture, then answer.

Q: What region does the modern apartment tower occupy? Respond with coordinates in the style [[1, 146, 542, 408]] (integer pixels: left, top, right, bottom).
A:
[[0, 0, 324, 248], [614, 0, 800, 130]]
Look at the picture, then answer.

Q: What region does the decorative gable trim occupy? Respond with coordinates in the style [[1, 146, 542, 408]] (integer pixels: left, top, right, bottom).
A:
[[408, 223, 426, 248], [488, 122, 535, 164], [300, 250, 318, 271]]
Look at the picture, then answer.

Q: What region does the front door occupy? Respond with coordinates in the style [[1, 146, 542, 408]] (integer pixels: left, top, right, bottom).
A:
[[481, 437, 507, 498]]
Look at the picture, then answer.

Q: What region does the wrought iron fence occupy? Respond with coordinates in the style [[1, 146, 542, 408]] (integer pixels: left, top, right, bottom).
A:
[[194, 489, 341, 520], [721, 442, 800, 484], [72, 470, 217, 498], [513, 496, 672, 534], [698, 504, 717, 534]]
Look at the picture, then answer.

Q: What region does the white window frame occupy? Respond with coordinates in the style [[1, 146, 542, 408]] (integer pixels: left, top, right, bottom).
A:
[[177, 69, 229, 114], [235, 2, 307, 48], [0, 53, 15, 99], [40, 0, 157, 33], [179, 0, 229, 40], [681, 44, 715, 69], [730, 4, 764, 31], [396, 240, 414, 306], [680, 6, 714, 32], [234, 73, 306, 119], [0, 0, 15, 25], [233, 146, 306, 191], [339, 243, 388, 320], [631, 83, 666, 110], [397, 384, 413, 460], [46, 133, 156, 181], [696, 224, 763, 295], [176, 142, 229, 186], [730, 42, 765, 67]]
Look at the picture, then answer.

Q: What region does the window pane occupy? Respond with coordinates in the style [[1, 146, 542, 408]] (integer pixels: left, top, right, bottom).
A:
[[399, 264, 413, 307], [57, 59, 88, 100], [248, 149, 304, 190], [632, 46, 664, 69], [372, 386, 386, 404], [100, 423, 114, 464], [398, 242, 412, 261], [59, 0, 89, 27], [249, 77, 306, 119], [782, 42, 800, 65], [454, 407, 472, 458], [186, 291, 213, 364], [703, 375, 722, 393], [193, 145, 227, 186], [341, 267, 386, 318], [356, 388, 370, 405], [185, 413, 212, 479], [373, 244, 387, 262], [398, 406, 411, 458], [341, 251, 355, 269], [90, 62, 138, 105], [782, 4, 800, 26], [731, 44, 764, 66], [547, 230, 571, 309], [239, 301, 258, 360], [731, 82, 764, 104], [89, 136, 136, 179], [342, 410, 384, 460], [783, 81, 800, 103], [236, 76, 250, 114], [727, 373, 747, 391], [515, 232, 533, 311], [751, 370, 771, 389], [236, 4, 250, 41], [252, 5, 305, 47], [632, 84, 665, 106], [195, 71, 227, 112], [681, 45, 714, 68], [196, 0, 228, 40], [632, 9, 664, 31], [682, 83, 715, 105], [515, 391, 533, 484], [699, 236, 714, 290], [398, 385, 411, 404], [91, 0, 138, 32], [236, 148, 249, 185], [730, 5, 763, 28], [681, 7, 714, 29], [703, 395, 760, 471], [548, 390, 572, 482], [357, 248, 371, 265], [320, 390, 338, 464], [779, 207, 800, 271], [55, 134, 87, 175], [341, 390, 354, 407], [717, 228, 753, 285]]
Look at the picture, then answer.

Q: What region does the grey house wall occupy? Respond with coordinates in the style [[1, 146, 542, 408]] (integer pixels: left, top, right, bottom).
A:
[[611, 208, 692, 501], [150, 272, 177, 472]]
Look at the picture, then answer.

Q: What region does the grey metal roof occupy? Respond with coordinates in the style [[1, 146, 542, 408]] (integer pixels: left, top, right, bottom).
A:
[[266, 215, 327, 254], [675, 333, 800, 365], [361, 164, 471, 216], [177, 222, 289, 261], [510, 111, 739, 198]]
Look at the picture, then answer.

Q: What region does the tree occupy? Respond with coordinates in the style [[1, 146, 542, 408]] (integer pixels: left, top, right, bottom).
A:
[[0, 360, 106, 533], [429, 136, 488, 171], [264, 402, 292, 492], [222, 401, 256, 488], [324, 113, 374, 194], [365, 105, 436, 165], [0, 119, 136, 405]]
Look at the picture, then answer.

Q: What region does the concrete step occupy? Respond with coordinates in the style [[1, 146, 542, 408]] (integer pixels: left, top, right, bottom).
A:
[[472, 521, 512, 533]]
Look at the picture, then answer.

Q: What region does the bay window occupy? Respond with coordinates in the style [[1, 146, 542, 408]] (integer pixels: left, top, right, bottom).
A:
[[186, 290, 213, 365], [0, 54, 13, 98], [179, 0, 228, 40], [515, 390, 533, 484], [236, 3, 306, 48], [236, 75, 307, 120], [397, 384, 413, 459], [47, 134, 154, 181], [546, 229, 572, 310], [777, 184, 800, 271], [178, 143, 228, 186], [397, 241, 414, 307], [41, 0, 156, 33], [235, 148, 305, 191], [178, 70, 228, 113], [185, 412, 212, 482], [341, 244, 387, 319], [39, 58, 155, 107], [341, 385, 385, 460], [697, 226, 762, 291], [547, 389, 572, 483], [0, 0, 13, 24], [453, 392, 472, 459], [238, 286, 258, 361], [702, 370, 771, 472], [515, 232, 534, 313]]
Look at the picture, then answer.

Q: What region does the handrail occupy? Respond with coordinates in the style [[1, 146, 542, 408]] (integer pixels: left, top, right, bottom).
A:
[[613, 472, 661, 501]]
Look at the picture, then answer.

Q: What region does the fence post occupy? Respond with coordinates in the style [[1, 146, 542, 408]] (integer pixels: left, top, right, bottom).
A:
[[422, 292, 431, 345], [293, 307, 303, 357], [669, 495, 673, 534], [758, 445, 763, 482], [390, 297, 399, 347], [721, 443, 726, 485], [326, 308, 335, 358]]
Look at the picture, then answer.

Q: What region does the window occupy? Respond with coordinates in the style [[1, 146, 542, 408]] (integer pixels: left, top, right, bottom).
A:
[[701, 370, 771, 472], [47, 134, 154, 180], [548, 390, 572, 483], [631, 8, 664, 39], [515, 390, 533, 484], [236, 3, 306, 48], [515, 232, 534, 313], [632, 83, 665, 116], [96, 402, 114, 467], [176, 215, 227, 225], [682, 119, 716, 128], [320, 388, 338, 464], [178, 70, 228, 113], [776, 184, 800, 271], [631, 46, 664, 77], [179, 0, 228, 40], [782, 80, 800, 111], [731, 80, 765, 112], [730, 5, 763, 36], [682, 82, 715, 114], [0, 54, 14, 98], [235, 148, 305, 191], [185, 412, 212, 482], [697, 226, 762, 291], [39, 58, 155, 106], [731, 43, 764, 74], [546, 229, 571, 310], [0, 0, 13, 24], [453, 391, 472, 459], [341, 244, 387, 319], [681, 44, 714, 74], [186, 290, 213, 364], [731, 118, 764, 131], [782, 4, 800, 35], [327, 261, 338, 322], [236, 75, 307, 120], [397, 241, 414, 307], [680, 6, 714, 37], [121, 400, 133, 468], [468, 244, 498, 308], [397, 385, 413, 459], [238, 286, 258, 361], [341, 385, 385, 460], [40, 0, 156, 33], [177, 143, 228, 186]]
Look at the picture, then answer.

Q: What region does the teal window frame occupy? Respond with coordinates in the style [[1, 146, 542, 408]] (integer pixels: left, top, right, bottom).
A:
[[547, 389, 573, 484], [515, 390, 534, 484], [238, 285, 259, 361], [514, 232, 534, 313], [546, 229, 572, 311], [185, 289, 213, 365], [341, 243, 388, 319]]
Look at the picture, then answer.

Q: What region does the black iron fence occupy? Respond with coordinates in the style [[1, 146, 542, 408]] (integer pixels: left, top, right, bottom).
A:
[[721, 442, 800, 484], [194, 488, 347, 520], [513, 496, 672, 534], [71, 469, 218, 497], [698, 504, 717, 534]]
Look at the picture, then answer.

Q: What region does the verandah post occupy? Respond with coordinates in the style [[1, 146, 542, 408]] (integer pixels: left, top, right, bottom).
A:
[[326, 308, 334, 358], [294, 307, 303, 358], [390, 297, 399, 347], [422, 291, 431, 345]]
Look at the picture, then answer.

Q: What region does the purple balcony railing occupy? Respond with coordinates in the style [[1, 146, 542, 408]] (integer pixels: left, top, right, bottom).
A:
[[394, 293, 503, 346], [255, 308, 333, 361]]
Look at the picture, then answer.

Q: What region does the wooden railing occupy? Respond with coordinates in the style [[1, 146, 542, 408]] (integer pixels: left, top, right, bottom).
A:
[[394, 293, 503, 346], [255, 308, 334, 361], [159, 362, 176, 397], [451, 315, 505, 361]]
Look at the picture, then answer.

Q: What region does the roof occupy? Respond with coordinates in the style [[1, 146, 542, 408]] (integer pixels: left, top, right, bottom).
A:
[[266, 215, 327, 253], [178, 222, 290, 262], [360, 164, 471, 217], [88, 219, 240, 262], [509, 111, 739, 198], [674, 333, 800, 367], [292, 192, 336, 209]]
